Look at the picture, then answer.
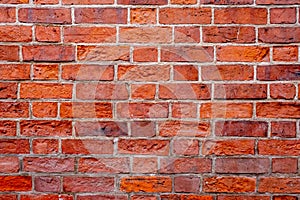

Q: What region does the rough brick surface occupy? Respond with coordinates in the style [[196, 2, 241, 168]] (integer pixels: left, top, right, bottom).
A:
[[0, 0, 299, 198]]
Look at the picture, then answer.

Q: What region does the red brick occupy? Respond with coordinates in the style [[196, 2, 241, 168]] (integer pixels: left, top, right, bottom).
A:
[[0, 45, 19, 61], [0, 121, 16, 136], [172, 102, 197, 118], [0, 195, 17, 200], [35, 25, 60, 42], [63, 176, 114, 192], [0, 102, 29, 118], [77, 83, 128, 100], [214, 84, 267, 99], [0, 82, 17, 99], [131, 195, 157, 200], [201, 65, 254, 81], [75, 8, 127, 24], [273, 196, 298, 200], [24, 118, 64, 135], [0, 139, 29, 154], [75, 121, 128, 137], [161, 195, 213, 200], [23, 157, 74, 172], [174, 176, 200, 193], [62, 139, 114, 154], [118, 65, 170, 81], [256, 102, 300, 118], [257, 0, 299, 4], [120, 176, 172, 192], [78, 157, 130, 173], [173, 139, 199, 155], [133, 46, 158, 62], [131, 121, 156, 137], [0, 64, 30, 80], [63, 0, 113, 4], [33, 64, 59, 80], [22, 45, 75, 62], [175, 27, 200, 43], [117, 102, 168, 118], [171, 0, 196, 4], [217, 46, 269, 62], [160, 158, 212, 173], [32, 139, 59, 154], [215, 121, 268, 137], [258, 177, 300, 193], [258, 139, 300, 155], [131, 8, 156, 24], [0, 157, 19, 173], [19, 8, 71, 24], [174, 65, 198, 81], [34, 176, 60, 192], [32, 102, 58, 118], [21, 194, 73, 200], [34, 0, 59, 4], [0, 26, 31, 42], [259, 27, 300, 43], [270, 84, 296, 99], [120, 27, 171, 43], [78, 195, 126, 200], [200, 103, 253, 118], [119, 0, 166, 4], [161, 46, 213, 62], [131, 84, 156, 100], [158, 120, 210, 137], [62, 64, 114, 81], [271, 121, 296, 138], [270, 8, 296, 24], [64, 27, 116, 43], [217, 196, 269, 200], [215, 8, 267, 24], [202, 139, 255, 155], [159, 83, 210, 100], [203, 176, 256, 193], [132, 157, 157, 173], [215, 158, 269, 173], [20, 83, 72, 99], [0, 176, 32, 191], [273, 46, 298, 61], [0, 0, 29, 3], [272, 158, 298, 173], [257, 65, 300, 81], [160, 8, 211, 24], [60, 102, 113, 118], [118, 139, 169, 155], [77, 45, 130, 61], [0, 7, 16, 22], [202, 0, 253, 4], [203, 27, 255, 43]]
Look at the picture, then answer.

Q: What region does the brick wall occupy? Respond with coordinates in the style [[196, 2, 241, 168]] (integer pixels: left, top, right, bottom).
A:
[[0, 0, 299, 199]]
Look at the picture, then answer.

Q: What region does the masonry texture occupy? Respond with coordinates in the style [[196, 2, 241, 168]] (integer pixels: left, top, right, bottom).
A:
[[0, 0, 299, 199]]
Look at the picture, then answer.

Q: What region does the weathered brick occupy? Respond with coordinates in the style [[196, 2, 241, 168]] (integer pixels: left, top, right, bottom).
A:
[[203, 176, 256, 193], [174, 176, 200, 193], [0, 82, 17, 99], [256, 0, 300, 4], [203, 27, 255, 43], [120, 27, 171, 43], [132, 157, 157, 173], [217, 196, 269, 200], [257, 65, 300, 81], [202, 0, 253, 4], [158, 120, 210, 137], [258, 177, 300, 193], [118, 139, 169, 155], [0, 26, 31, 42], [215, 8, 267, 24], [271, 121, 296, 138], [0, 7, 16, 22], [0, 139, 29, 154], [259, 27, 300, 43], [119, 0, 167, 4], [272, 158, 298, 173], [20, 194, 73, 200], [200, 103, 253, 118], [172, 102, 197, 118], [34, 176, 60, 192], [133, 46, 158, 62], [0, 45, 19, 61], [202, 139, 255, 155], [214, 84, 267, 99], [160, 8, 211, 24], [32, 102, 58, 118], [0, 64, 30, 80], [19, 8, 71, 24], [33, 64, 59, 80], [273, 46, 298, 61], [120, 176, 172, 192], [160, 158, 212, 173], [270, 84, 296, 100], [175, 27, 200, 43], [62, 139, 114, 154], [35, 25, 60, 42], [75, 8, 127, 24], [32, 139, 59, 154], [131, 121, 156, 137], [173, 139, 199, 155], [0, 176, 32, 191], [270, 8, 296, 24], [63, 0, 113, 4], [256, 102, 300, 118], [161, 195, 213, 200], [215, 158, 269, 173], [0, 121, 16, 136], [0, 157, 19, 173], [258, 139, 300, 155], [131, 84, 156, 100], [0, 102, 29, 118], [63, 176, 114, 192], [23, 157, 74, 172], [117, 102, 168, 118]]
